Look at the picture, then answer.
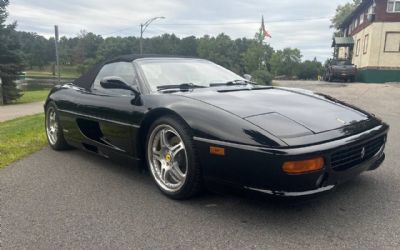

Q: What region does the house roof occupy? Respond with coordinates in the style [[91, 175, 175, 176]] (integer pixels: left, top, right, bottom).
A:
[[332, 36, 354, 47], [340, 0, 373, 28]]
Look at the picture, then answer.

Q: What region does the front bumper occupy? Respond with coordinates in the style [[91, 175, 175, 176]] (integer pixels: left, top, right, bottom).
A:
[[332, 72, 356, 79], [194, 124, 388, 196], [244, 153, 385, 196]]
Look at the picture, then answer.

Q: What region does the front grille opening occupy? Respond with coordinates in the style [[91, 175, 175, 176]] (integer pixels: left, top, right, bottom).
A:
[[331, 136, 385, 171]]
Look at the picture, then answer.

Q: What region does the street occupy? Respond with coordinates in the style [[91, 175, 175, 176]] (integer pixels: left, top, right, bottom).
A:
[[1, 81, 400, 249]]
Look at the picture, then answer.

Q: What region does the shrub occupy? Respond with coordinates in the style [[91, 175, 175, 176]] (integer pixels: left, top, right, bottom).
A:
[[250, 69, 273, 85]]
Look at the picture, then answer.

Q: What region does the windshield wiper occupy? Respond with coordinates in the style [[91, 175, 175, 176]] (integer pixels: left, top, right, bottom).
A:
[[157, 83, 207, 91], [209, 79, 253, 87]]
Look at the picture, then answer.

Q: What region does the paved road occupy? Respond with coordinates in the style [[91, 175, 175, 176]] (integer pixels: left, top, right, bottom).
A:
[[0, 101, 44, 122], [1, 82, 400, 249]]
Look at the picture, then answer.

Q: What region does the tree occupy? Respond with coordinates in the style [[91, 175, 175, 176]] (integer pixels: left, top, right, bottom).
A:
[[197, 34, 239, 72], [0, 0, 23, 104], [177, 36, 197, 56], [7, 20, 325, 82], [270, 48, 302, 77], [242, 41, 274, 74], [146, 33, 181, 54], [251, 69, 273, 85], [95, 36, 137, 62], [297, 58, 323, 80], [72, 30, 104, 64], [331, 0, 361, 31], [17, 31, 52, 69]]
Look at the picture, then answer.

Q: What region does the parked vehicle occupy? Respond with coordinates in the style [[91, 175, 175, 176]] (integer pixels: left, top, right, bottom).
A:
[[44, 55, 388, 199], [324, 59, 356, 82]]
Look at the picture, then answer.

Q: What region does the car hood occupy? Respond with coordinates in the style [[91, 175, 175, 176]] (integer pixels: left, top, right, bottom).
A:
[[175, 87, 369, 138]]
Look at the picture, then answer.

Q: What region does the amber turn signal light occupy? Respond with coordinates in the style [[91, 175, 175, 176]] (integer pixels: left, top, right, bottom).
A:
[[210, 146, 225, 156], [282, 157, 324, 174]]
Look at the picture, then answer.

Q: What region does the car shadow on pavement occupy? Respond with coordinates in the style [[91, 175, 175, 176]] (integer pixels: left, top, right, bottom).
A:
[[66, 147, 389, 226]]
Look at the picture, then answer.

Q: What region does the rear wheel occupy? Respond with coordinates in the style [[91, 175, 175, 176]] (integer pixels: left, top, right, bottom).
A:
[[146, 116, 203, 199], [45, 102, 70, 150]]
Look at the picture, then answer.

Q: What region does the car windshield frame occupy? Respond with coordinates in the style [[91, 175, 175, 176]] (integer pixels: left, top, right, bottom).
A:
[[135, 58, 245, 92]]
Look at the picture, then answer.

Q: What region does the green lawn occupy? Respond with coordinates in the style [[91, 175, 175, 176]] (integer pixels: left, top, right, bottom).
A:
[[0, 114, 47, 169], [25, 70, 79, 79], [24, 65, 80, 79], [17, 90, 50, 104]]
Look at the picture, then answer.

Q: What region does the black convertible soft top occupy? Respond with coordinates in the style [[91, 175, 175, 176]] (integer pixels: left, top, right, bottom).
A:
[[73, 54, 196, 90]]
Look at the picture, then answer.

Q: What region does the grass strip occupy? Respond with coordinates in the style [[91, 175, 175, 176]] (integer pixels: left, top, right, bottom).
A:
[[16, 90, 50, 104], [0, 114, 47, 169]]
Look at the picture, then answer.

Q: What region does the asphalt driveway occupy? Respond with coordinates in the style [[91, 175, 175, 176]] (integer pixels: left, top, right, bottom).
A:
[[1, 81, 400, 249]]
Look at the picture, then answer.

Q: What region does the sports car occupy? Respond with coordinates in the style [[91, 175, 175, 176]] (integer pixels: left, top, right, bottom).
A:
[[44, 54, 389, 199]]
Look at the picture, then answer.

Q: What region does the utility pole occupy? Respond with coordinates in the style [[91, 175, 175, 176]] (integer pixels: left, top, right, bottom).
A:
[[140, 16, 165, 54], [54, 25, 60, 84]]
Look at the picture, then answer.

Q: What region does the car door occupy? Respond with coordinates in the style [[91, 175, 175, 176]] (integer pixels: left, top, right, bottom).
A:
[[75, 62, 144, 156]]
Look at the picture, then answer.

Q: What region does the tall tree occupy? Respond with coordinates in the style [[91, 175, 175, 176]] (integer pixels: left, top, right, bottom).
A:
[[17, 31, 52, 69], [0, 0, 23, 104], [270, 48, 302, 77], [297, 58, 323, 80], [177, 36, 197, 56], [73, 30, 103, 64], [96, 36, 137, 62], [197, 33, 239, 72], [242, 41, 274, 73], [331, 0, 361, 31]]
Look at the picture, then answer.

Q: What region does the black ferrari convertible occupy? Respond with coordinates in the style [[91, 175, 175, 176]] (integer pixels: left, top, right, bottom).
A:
[[44, 54, 389, 199]]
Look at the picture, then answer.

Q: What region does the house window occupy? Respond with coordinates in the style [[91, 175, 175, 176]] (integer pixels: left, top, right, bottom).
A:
[[360, 13, 364, 24], [356, 39, 361, 56], [387, 0, 400, 12], [363, 34, 369, 54], [384, 32, 400, 52]]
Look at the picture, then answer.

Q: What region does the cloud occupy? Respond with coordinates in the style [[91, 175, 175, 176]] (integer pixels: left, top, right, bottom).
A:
[[8, 0, 350, 61]]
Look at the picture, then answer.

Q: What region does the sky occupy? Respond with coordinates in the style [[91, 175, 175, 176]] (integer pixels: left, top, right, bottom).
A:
[[7, 0, 350, 61]]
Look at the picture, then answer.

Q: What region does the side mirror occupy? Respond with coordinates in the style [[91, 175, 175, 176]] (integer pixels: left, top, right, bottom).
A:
[[100, 76, 140, 95], [243, 74, 252, 81]]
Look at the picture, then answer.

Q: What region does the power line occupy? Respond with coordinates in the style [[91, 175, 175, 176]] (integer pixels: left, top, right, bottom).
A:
[[100, 16, 329, 36], [157, 17, 329, 26], [101, 27, 136, 36]]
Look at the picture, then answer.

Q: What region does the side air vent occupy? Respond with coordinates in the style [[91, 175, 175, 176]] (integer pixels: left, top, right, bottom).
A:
[[76, 118, 104, 142]]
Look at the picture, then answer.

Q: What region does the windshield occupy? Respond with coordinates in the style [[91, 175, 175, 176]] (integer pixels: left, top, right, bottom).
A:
[[136, 58, 244, 91]]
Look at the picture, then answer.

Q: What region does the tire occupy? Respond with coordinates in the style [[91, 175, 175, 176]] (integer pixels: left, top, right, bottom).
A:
[[145, 116, 203, 200], [328, 74, 333, 82], [45, 102, 70, 150]]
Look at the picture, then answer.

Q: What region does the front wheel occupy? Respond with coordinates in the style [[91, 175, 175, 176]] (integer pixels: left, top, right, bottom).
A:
[[328, 74, 333, 82], [146, 116, 203, 199], [45, 102, 70, 150]]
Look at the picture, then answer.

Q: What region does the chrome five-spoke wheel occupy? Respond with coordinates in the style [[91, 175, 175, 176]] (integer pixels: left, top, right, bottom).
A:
[[147, 124, 188, 192], [46, 107, 58, 145], [45, 102, 70, 150]]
